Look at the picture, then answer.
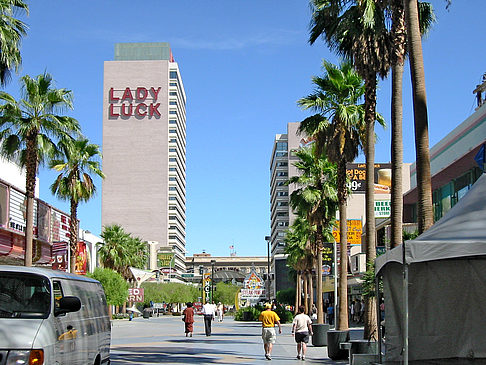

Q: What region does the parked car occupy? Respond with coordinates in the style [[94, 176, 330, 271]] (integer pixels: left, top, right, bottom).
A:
[[0, 265, 111, 364]]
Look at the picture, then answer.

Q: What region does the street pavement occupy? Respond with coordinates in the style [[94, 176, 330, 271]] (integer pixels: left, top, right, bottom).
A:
[[110, 314, 364, 364]]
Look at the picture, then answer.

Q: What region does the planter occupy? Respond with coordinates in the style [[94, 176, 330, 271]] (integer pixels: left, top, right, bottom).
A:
[[242, 311, 253, 321], [327, 329, 349, 360], [349, 339, 377, 356], [311, 323, 330, 347]]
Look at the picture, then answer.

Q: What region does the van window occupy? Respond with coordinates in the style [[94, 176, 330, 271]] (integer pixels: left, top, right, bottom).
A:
[[0, 272, 51, 319], [53, 280, 64, 311]]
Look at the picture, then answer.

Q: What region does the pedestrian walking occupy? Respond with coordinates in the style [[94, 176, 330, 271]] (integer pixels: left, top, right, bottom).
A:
[[359, 299, 365, 323], [258, 303, 282, 360], [217, 302, 224, 322], [182, 302, 195, 337], [292, 305, 313, 360], [202, 301, 216, 336], [327, 303, 334, 326], [355, 299, 361, 323]]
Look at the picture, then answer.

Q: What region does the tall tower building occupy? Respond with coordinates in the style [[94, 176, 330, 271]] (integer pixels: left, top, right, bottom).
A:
[[102, 42, 186, 273], [269, 122, 301, 297]]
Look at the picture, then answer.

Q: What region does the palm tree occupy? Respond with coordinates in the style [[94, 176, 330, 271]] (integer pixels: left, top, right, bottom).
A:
[[285, 215, 315, 314], [0, 73, 81, 266], [98, 224, 148, 280], [0, 0, 28, 86], [389, 0, 434, 247], [49, 137, 105, 273], [287, 145, 338, 323], [403, 0, 434, 234], [308, 1, 390, 337], [298, 60, 373, 330]]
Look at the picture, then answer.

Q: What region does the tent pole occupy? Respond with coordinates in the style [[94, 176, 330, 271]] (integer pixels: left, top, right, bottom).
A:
[[375, 273, 382, 363], [403, 241, 409, 364]]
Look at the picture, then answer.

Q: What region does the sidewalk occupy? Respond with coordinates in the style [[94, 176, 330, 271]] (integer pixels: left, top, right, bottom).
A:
[[111, 315, 364, 364]]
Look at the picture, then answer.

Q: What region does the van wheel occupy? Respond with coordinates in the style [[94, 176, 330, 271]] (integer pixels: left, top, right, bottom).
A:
[[94, 355, 101, 365]]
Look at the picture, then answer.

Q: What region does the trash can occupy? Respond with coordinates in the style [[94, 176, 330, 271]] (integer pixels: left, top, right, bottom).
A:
[[143, 308, 150, 319], [242, 311, 253, 321], [311, 323, 330, 347]]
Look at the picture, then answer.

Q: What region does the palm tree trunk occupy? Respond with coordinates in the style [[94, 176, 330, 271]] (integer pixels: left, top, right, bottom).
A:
[[70, 199, 79, 274], [391, 0, 406, 249], [295, 270, 301, 314], [316, 226, 324, 323], [24, 136, 38, 267], [303, 272, 309, 314], [364, 75, 378, 339], [404, 0, 433, 233], [337, 158, 349, 331], [308, 270, 314, 316]]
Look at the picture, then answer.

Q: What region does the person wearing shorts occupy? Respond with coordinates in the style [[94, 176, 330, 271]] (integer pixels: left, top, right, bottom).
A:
[[292, 305, 313, 360], [258, 303, 282, 360]]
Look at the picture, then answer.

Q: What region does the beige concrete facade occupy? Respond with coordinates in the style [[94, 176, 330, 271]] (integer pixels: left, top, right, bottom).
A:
[[102, 43, 186, 271]]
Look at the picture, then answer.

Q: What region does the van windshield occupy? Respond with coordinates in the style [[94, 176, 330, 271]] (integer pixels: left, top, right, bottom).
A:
[[0, 272, 51, 319]]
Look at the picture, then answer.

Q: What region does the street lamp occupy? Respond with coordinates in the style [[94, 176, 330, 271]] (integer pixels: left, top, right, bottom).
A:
[[210, 259, 216, 303], [265, 236, 271, 301]]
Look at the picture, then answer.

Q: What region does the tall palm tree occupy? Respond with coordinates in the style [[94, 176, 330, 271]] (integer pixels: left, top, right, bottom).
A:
[[298, 60, 374, 330], [389, 0, 434, 247], [287, 145, 338, 323], [0, 0, 28, 86], [403, 0, 434, 234], [0, 73, 81, 266], [308, 1, 390, 337], [49, 137, 105, 273]]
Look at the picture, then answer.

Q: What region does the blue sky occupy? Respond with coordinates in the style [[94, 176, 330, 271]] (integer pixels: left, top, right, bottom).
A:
[[4, 1, 485, 257]]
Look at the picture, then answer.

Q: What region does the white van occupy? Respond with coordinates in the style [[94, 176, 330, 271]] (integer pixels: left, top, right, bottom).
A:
[[0, 266, 111, 365]]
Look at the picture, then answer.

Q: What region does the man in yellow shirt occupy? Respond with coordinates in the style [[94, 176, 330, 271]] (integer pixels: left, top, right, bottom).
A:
[[258, 303, 282, 360]]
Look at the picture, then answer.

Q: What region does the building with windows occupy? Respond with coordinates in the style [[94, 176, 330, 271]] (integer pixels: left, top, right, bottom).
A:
[[269, 122, 302, 298], [404, 101, 486, 224], [102, 42, 187, 273]]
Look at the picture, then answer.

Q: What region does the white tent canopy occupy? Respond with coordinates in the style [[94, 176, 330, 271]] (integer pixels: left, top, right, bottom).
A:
[[375, 173, 486, 363]]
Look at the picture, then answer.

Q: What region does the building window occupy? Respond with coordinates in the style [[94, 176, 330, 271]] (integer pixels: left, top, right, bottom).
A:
[[169, 120, 177, 124], [169, 71, 178, 79], [169, 196, 176, 200], [169, 139, 177, 143], [169, 129, 177, 133], [277, 172, 288, 177], [277, 162, 288, 167], [277, 181, 286, 186], [278, 201, 288, 206], [169, 148, 177, 153], [276, 152, 288, 157], [169, 111, 177, 115], [169, 101, 177, 105], [169, 167, 177, 171], [169, 177, 177, 181], [170, 82, 177, 87], [169, 158, 177, 162], [276, 142, 287, 151], [169, 92, 177, 96]]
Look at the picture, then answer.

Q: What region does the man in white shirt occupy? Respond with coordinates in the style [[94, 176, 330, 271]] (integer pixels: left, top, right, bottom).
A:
[[202, 301, 216, 336], [291, 305, 313, 360]]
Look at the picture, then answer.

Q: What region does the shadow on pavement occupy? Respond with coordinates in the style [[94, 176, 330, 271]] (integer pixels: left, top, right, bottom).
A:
[[110, 346, 241, 364]]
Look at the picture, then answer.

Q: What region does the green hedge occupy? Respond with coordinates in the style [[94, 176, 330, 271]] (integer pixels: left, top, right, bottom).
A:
[[234, 304, 294, 323]]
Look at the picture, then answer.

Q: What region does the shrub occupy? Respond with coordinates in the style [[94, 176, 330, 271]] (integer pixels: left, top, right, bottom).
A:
[[274, 304, 294, 324], [234, 304, 263, 321]]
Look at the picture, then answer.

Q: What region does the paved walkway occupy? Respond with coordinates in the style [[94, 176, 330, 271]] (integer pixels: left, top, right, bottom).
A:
[[111, 315, 364, 364]]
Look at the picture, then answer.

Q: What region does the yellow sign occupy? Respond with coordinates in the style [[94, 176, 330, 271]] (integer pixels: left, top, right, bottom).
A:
[[332, 219, 362, 246], [157, 253, 174, 267]]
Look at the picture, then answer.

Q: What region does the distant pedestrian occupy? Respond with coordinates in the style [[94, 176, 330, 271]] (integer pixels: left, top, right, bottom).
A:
[[355, 300, 361, 323], [359, 299, 365, 323], [202, 301, 216, 336], [292, 305, 313, 360], [350, 300, 355, 322], [217, 302, 224, 322], [182, 302, 195, 337], [327, 304, 334, 326], [259, 303, 282, 360]]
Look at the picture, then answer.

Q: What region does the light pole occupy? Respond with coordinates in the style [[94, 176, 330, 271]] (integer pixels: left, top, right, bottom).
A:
[[265, 236, 271, 301], [210, 259, 216, 303]]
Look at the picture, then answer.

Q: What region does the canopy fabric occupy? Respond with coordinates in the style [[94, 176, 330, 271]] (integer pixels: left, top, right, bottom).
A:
[[376, 173, 486, 275], [375, 173, 486, 362]]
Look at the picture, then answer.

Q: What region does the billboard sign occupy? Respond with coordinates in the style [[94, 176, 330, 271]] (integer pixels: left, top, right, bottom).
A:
[[322, 243, 334, 276], [346, 163, 392, 194], [127, 288, 144, 303], [157, 252, 174, 267], [375, 200, 391, 218], [241, 267, 266, 300], [332, 219, 362, 246]]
